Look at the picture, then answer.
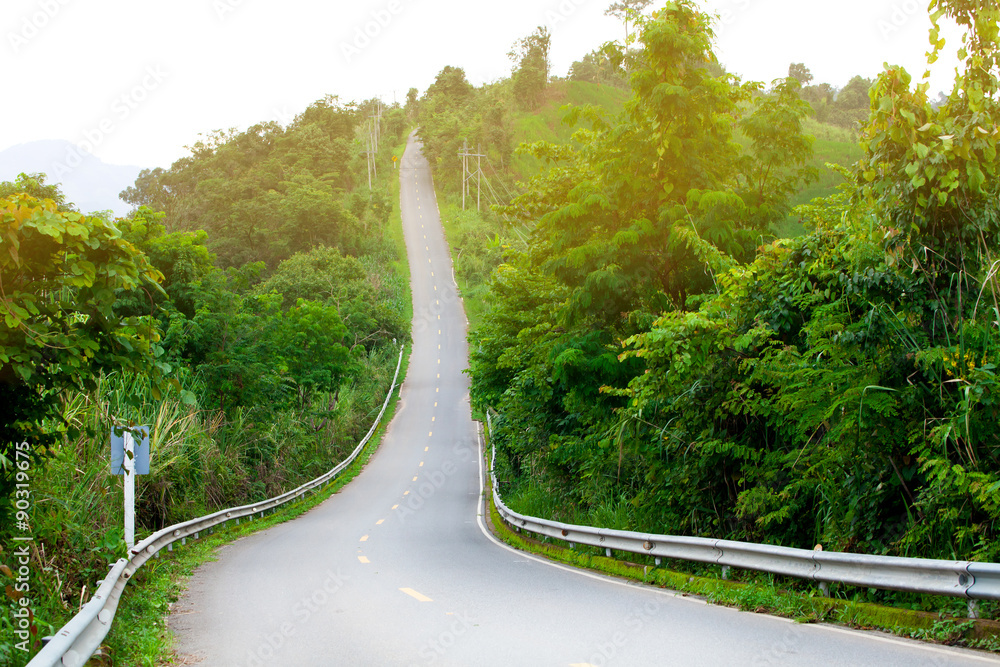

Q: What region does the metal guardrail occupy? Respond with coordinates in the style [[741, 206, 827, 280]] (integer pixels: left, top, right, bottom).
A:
[[29, 346, 405, 667], [485, 412, 1000, 601]]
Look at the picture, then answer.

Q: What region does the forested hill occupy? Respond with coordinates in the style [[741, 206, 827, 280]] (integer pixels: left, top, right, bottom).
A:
[[414, 0, 1000, 593], [0, 97, 410, 658]]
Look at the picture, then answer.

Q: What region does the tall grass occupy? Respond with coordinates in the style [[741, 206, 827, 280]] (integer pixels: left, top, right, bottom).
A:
[[1, 346, 399, 666]]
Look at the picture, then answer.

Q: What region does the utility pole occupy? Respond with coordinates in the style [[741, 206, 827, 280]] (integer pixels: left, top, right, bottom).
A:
[[458, 139, 486, 211]]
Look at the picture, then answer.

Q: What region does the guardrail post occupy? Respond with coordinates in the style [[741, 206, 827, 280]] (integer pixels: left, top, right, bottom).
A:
[[605, 548, 612, 558], [721, 566, 730, 580], [654, 558, 662, 567], [968, 600, 979, 619], [818, 581, 830, 597]]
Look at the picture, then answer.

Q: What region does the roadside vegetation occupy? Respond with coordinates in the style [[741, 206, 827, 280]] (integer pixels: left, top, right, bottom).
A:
[[411, 0, 1000, 624], [1, 100, 410, 665]]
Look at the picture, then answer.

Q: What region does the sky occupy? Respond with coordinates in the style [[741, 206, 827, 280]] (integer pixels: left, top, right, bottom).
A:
[[1, 0, 964, 171]]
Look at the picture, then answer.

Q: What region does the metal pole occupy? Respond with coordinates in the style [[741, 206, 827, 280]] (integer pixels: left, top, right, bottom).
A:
[[124, 431, 135, 550]]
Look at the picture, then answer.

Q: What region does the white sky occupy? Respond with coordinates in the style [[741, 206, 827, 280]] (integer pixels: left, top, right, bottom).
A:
[[1, 0, 963, 170]]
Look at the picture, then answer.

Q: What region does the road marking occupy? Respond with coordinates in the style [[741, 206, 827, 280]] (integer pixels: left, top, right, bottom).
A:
[[358, 556, 370, 564], [424, 446, 429, 452], [399, 588, 433, 602], [438, 329, 441, 334], [434, 402, 437, 407], [392, 504, 399, 510], [360, 535, 369, 542], [419, 462, 424, 467], [404, 490, 410, 495], [376, 519, 384, 525], [436, 388, 439, 393], [412, 476, 418, 481], [434, 286, 438, 291], [431, 272, 435, 277], [429, 431, 433, 437], [432, 416, 436, 422], [438, 345, 441, 350], [438, 359, 441, 364], [436, 373, 440, 379]]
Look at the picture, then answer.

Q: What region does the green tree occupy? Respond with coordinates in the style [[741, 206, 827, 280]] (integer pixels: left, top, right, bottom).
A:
[[509, 27, 552, 111], [0, 173, 69, 210], [1, 194, 168, 527], [788, 62, 813, 85], [605, 0, 654, 43]]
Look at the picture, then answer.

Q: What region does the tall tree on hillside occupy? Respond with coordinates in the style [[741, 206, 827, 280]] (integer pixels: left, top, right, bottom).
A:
[[509, 27, 552, 111], [405, 87, 419, 120], [0, 195, 170, 528], [788, 62, 813, 85], [605, 0, 654, 43]]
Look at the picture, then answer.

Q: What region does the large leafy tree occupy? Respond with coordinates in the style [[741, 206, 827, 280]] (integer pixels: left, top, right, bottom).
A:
[[509, 27, 551, 111], [1, 194, 168, 526], [473, 1, 816, 514]]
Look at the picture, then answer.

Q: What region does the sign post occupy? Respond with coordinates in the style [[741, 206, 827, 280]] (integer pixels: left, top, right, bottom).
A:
[[111, 426, 150, 550]]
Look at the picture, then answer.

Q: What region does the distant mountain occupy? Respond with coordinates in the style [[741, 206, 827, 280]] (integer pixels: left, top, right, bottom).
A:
[[0, 140, 142, 217]]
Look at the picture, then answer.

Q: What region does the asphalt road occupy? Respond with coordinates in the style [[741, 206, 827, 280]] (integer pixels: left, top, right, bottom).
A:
[[169, 132, 998, 666]]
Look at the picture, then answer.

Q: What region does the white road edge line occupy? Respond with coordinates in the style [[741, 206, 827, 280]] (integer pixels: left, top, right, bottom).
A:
[[472, 429, 1000, 663]]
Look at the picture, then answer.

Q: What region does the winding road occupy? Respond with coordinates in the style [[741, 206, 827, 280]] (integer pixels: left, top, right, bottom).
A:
[[168, 132, 997, 666]]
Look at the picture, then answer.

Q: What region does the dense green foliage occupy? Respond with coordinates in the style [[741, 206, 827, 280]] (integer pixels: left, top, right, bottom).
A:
[[1, 97, 409, 663], [470, 0, 1000, 583]]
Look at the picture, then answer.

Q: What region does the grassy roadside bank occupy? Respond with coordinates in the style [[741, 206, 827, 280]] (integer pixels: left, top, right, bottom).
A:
[[114, 346, 412, 665], [478, 427, 1000, 654], [89, 142, 417, 667], [425, 165, 1000, 654]]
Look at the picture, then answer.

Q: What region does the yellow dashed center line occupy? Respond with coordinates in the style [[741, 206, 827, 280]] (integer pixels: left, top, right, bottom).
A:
[[392, 504, 399, 510], [404, 490, 410, 496], [360, 535, 369, 542], [424, 446, 429, 452], [376, 519, 384, 525], [359, 556, 370, 564], [419, 462, 424, 467], [399, 588, 433, 602], [412, 476, 418, 481]]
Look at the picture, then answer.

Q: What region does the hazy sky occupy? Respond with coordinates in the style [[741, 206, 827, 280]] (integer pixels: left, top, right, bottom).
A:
[[2, 0, 962, 170]]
